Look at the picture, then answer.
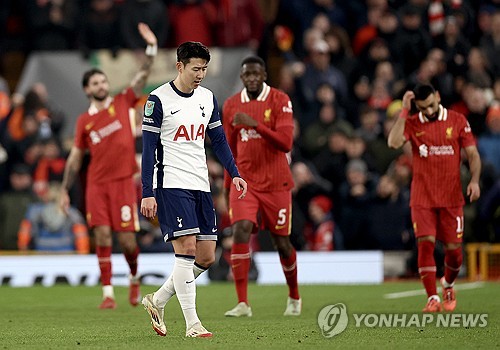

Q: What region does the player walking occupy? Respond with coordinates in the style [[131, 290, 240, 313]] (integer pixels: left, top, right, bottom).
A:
[[222, 56, 301, 317], [60, 23, 157, 309], [140, 41, 247, 337], [388, 83, 481, 312]]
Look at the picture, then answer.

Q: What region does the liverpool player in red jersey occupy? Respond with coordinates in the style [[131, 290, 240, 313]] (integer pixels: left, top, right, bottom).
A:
[[59, 23, 158, 309], [388, 84, 481, 312], [222, 56, 301, 317]]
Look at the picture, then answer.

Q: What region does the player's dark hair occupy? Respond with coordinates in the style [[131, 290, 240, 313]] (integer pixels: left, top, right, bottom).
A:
[[241, 56, 266, 69], [413, 83, 436, 101], [177, 41, 211, 66], [82, 68, 106, 88]]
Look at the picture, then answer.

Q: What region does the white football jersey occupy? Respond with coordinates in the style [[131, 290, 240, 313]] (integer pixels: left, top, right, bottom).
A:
[[142, 81, 222, 192]]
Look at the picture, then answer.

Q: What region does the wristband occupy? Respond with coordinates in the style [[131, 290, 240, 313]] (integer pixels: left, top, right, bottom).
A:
[[399, 108, 409, 119], [145, 44, 158, 57]]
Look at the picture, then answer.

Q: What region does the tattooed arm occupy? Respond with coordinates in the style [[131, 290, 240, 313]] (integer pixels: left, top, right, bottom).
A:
[[131, 22, 158, 97]]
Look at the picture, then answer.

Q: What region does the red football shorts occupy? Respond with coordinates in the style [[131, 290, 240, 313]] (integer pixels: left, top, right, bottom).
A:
[[411, 206, 464, 243], [229, 187, 291, 236], [86, 177, 139, 232]]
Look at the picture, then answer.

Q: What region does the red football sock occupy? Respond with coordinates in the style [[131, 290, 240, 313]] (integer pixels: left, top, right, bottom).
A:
[[96, 245, 112, 286], [125, 245, 140, 276], [231, 243, 251, 304], [418, 240, 437, 297], [444, 247, 462, 285], [280, 248, 300, 300]]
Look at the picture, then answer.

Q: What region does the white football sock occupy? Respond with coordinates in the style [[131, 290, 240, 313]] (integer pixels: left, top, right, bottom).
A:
[[153, 262, 207, 308], [102, 285, 114, 299], [172, 256, 200, 328]]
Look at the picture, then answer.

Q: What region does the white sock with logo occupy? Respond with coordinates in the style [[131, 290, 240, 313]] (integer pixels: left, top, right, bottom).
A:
[[153, 262, 207, 308], [172, 256, 199, 328]]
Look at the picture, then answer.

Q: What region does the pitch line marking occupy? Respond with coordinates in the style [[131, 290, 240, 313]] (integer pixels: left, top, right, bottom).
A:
[[384, 281, 485, 299]]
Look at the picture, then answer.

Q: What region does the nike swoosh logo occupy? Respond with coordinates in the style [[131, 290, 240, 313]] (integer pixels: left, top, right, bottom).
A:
[[416, 131, 425, 137], [212, 228, 217, 233], [171, 109, 181, 115], [275, 224, 286, 230], [186, 280, 194, 284]]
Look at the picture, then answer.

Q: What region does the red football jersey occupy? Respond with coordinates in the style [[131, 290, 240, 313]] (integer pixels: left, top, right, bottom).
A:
[[74, 88, 138, 184], [404, 105, 476, 207], [222, 84, 294, 191]]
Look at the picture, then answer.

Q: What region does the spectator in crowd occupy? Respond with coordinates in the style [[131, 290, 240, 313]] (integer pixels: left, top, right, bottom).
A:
[[338, 159, 377, 249], [0, 163, 36, 250], [18, 182, 89, 253], [478, 104, 500, 176], [120, 0, 167, 49], [213, 0, 264, 49], [24, 0, 79, 51], [79, 0, 123, 57], [168, 0, 217, 47], [305, 194, 339, 251], [367, 174, 412, 250]]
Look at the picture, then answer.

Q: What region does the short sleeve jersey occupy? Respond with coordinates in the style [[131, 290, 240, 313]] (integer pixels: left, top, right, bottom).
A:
[[404, 105, 476, 207], [222, 83, 294, 191], [74, 88, 138, 184]]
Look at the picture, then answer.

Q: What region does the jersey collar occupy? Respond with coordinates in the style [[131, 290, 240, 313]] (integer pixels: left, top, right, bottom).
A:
[[88, 96, 113, 116], [418, 104, 447, 123], [241, 83, 271, 103]]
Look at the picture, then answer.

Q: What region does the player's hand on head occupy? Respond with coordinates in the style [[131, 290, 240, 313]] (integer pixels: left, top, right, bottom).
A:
[[233, 177, 247, 199], [141, 197, 157, 218], [138, 22, 157, 46], [402, 91, 415, 111], [467, 182, 480, 202], [233, 113, 258, 127]]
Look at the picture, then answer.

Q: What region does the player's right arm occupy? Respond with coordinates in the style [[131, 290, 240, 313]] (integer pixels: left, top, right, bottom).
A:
[[140, 94, 162, 218], [388, 90, 414, 149], [59, 146, 84, 214], [130, 23, 157, 97]]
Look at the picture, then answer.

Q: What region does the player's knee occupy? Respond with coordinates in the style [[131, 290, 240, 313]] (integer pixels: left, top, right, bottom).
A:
[[196, 255, 215, 268]]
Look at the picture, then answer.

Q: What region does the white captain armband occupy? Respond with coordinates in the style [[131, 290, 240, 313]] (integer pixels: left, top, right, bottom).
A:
[[145, 44, 158, 57]]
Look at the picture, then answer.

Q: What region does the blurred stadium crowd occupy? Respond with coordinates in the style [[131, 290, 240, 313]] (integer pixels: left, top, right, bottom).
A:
[[0, 1, 499, 270]]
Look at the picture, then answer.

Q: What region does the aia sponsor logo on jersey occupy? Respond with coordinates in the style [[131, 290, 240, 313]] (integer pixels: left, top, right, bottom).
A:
[[173, 124, 205, 141]]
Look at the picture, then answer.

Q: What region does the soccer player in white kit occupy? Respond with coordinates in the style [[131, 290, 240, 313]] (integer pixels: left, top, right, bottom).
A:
[[140, 41, 247, 338]]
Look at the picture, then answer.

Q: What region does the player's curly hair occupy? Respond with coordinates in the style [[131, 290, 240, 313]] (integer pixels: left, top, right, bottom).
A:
[[177, 41, 211, 66]]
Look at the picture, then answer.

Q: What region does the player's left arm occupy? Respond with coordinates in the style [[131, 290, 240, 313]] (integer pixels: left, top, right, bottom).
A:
[[130, 23, 157, 97], [464, 145, 481, 202], [208, 96, 247, 198]]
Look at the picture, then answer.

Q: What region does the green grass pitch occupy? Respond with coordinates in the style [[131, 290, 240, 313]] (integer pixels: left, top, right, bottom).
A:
[[1, 282, 499, 349]]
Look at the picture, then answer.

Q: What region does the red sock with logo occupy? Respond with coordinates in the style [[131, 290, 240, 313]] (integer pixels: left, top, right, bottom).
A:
[[125, 245, 140, 276], [231, 243, 251, 304], [418, 240, 437, 297], [280, 248, 300, 300], [97, 245, 112, 286], [444, 247, 462, 285]]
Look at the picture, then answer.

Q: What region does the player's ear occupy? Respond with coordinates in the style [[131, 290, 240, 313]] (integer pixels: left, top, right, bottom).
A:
[[176, 61, 183, 73], [435, 91, 441, 104]]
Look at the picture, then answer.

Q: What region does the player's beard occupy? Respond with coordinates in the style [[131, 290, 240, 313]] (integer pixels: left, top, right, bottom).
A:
[[92, 89, 109, 102]]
